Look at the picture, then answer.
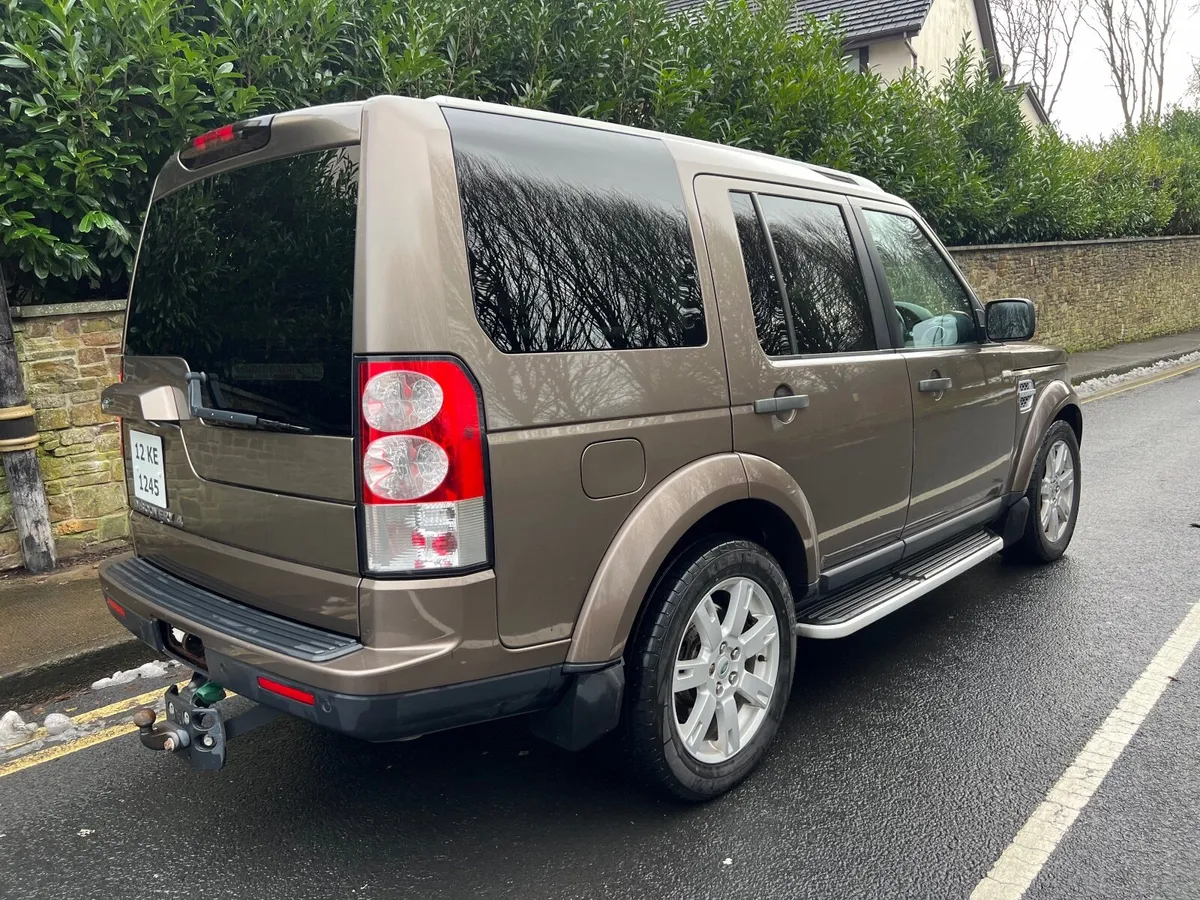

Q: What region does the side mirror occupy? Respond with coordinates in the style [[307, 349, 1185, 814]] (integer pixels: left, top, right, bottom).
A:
[[985, 298, 1037, 342]]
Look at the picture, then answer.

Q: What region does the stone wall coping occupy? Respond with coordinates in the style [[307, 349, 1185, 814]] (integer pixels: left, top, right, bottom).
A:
[[951, 234, 1200, 253], [10, 299, 127, 320]]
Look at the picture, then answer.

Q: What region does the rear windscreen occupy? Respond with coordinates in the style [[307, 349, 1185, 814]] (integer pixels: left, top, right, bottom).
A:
[[126, 147, 359, 436]]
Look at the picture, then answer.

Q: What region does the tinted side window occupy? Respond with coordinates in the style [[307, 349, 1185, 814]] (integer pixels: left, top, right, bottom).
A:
[[862, 210, 979, 348], [730, 192, 790, 357], [444, 109, 705, 353], [758, 195, 876, 355]]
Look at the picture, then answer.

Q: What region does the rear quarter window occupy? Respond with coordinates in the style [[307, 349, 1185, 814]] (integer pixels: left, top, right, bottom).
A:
[[443, 108, 705, 354]]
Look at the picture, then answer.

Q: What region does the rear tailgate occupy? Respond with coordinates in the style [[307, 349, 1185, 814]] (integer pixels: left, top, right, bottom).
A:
[[106, 104, 364, 635]]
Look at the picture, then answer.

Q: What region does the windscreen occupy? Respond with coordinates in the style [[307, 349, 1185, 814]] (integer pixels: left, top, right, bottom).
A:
[[126, 147, 360, 436]]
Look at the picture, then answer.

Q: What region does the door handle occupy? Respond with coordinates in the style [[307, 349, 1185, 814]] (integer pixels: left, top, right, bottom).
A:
[[918, 377, 953, 393], [753, 394, 810, 414]]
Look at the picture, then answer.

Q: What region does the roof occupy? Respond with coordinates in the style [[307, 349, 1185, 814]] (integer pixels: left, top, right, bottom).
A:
[[663, 0, 1003, 77], [662, 0, 930, 43], [786, 0, 930, 42], [430, 96, 894, 200]]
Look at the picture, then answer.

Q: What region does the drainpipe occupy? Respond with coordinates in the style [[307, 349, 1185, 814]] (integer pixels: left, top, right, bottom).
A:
[[903, 33, 918, 70]]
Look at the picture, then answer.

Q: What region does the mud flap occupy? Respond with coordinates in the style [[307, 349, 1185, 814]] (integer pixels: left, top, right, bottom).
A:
[[528, 662, 624, 752]]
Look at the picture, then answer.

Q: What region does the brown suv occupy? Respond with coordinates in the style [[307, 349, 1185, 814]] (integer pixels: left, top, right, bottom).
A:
[[99, 96, 1082, 800]]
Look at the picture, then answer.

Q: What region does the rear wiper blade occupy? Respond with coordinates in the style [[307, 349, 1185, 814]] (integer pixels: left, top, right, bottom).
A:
[[185, 371, 312, 434], [252, 417, 312, 434]]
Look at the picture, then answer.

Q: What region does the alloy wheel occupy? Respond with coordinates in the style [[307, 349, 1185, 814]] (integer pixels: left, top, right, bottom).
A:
[[671, 576, 781, 764], [1039, 439, 1076, 543]]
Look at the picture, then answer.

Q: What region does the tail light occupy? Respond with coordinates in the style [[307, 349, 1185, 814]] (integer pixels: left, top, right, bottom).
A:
[[179, 116, 272, 170], [358, 358, 489, 575]]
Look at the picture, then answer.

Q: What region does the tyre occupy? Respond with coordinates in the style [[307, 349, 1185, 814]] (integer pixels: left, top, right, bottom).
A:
[[1009, 420, 1081, 563], [623, 537, 797, 801]]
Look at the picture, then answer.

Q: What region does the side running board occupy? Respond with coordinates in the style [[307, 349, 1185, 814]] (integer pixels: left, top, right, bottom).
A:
[[794, 530, 1004, 639]]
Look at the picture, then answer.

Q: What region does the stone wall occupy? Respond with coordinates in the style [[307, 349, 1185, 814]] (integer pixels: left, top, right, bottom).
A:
[[0, 301, 128, 570], [949, 235, 1200, 353]]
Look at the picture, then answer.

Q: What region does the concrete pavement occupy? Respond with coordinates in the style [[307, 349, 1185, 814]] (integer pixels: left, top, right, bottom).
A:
[[0, 556, 146, 708], [0, 361, 1197, 900], [1067, 328, 1200, 381]]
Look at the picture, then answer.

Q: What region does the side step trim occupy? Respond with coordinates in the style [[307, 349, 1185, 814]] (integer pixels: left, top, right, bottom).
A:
[[795, 533, 1004, 639]]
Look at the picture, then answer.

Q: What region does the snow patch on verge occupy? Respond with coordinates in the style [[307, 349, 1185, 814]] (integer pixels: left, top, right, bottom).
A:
[[0, 711, 38, 748], [90, 659, 172, 691], [1075, 350, 1200, 398], [43, 713, 73, 736]]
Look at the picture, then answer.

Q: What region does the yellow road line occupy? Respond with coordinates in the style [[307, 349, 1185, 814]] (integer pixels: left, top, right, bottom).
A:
[[1, 683, 184, 753], [0, 686, 241, 778], [0, 721, 139, 779], [71, 682, 187, 727], [1081, 359, 1200, 404]]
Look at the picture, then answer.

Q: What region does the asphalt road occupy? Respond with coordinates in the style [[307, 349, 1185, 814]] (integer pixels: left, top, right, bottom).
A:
[[2, 368, 1198, 900]]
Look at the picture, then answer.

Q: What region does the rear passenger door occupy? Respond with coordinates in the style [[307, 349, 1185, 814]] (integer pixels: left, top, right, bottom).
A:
[[694, 177, 914, 571], [854, 203, 1017, 534]]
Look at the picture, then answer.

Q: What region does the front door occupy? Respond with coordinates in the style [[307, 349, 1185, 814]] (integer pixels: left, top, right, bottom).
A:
[[855, 204, 1017, 534], [694, 177, 914, 571]]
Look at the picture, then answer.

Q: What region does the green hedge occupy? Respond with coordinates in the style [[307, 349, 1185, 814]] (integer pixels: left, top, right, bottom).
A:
[[2, 0, 1198, 305]]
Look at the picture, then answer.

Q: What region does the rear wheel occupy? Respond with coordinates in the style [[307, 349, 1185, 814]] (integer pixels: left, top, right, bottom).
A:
[[623, 538, 796, 801], [1009, 420, 1081, 563]]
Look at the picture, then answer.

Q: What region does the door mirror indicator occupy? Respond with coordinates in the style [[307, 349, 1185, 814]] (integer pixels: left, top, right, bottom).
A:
[[985, 298, 1037, 342]]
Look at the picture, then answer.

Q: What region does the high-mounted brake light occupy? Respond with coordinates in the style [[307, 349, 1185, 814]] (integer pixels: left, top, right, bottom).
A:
[[179, 117, 272, 169], [192, 124, 235, 149], [358, 358, 489, 575]]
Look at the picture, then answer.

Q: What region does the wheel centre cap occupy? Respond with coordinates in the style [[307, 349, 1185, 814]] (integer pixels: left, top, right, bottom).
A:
[[717, 657, 731, 678]]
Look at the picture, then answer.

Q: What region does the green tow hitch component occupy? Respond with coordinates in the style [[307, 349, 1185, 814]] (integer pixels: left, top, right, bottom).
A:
[[192, 680, 227, 706]]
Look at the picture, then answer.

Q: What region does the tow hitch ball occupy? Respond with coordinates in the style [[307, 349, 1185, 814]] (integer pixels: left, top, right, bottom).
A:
[[134, 707, 189, 752]]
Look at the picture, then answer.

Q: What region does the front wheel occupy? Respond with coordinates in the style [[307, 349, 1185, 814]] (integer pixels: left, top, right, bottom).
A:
[[623, 537, 796, 801], [1009, 420, 1081, 563]]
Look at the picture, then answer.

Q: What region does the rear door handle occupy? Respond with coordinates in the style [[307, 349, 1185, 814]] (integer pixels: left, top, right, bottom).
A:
[[753, 394, 810, 414], [918, 377, 953, 393]]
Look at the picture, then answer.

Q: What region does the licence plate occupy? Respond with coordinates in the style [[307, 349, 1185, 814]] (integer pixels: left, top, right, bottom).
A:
[[129, 429, 168, 509]]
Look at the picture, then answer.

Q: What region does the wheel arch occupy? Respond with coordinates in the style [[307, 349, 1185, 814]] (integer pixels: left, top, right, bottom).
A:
[[1009, 378, 1082, 496], [566, 454, 818, 665]]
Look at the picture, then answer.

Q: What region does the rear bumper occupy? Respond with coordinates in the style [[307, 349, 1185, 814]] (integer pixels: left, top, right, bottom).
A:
[[100, 557, 621, 744]]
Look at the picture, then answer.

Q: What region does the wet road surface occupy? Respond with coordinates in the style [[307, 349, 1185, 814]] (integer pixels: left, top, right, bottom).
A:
[[2, 368, 1198, 900]]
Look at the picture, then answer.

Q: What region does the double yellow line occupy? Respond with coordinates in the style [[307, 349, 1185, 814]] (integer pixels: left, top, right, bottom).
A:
[[0, 684, 182, 779]]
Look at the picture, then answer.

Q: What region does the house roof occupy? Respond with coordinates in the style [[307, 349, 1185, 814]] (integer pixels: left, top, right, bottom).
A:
[[663, 0, 1002, 78], [662, 0, 930, 43], [784, 0, 930, 43]]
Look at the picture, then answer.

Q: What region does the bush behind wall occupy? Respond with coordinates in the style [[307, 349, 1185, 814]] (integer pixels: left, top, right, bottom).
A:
[[1, 0, 1197, 304]]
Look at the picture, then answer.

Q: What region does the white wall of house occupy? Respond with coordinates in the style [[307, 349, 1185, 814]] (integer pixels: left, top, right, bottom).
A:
[[864, 0, 983, 83], [867, 39, 912, 81], [1016, 90, 1048, 128], [912, 0, 983, 80]]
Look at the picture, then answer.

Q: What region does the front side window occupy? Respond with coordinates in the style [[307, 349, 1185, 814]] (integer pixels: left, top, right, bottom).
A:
[[445, 109, 705, 354], [862, 210, 979, 348]]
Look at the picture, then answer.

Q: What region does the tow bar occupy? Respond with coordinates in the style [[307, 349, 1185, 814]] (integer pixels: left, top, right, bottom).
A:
[[134, 674, 282, 771]]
